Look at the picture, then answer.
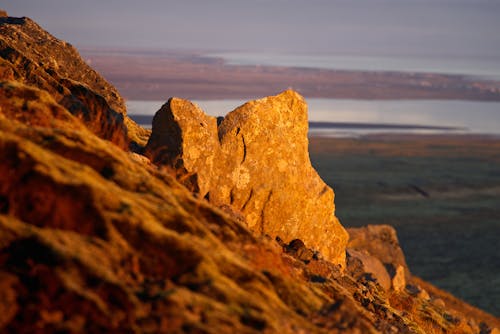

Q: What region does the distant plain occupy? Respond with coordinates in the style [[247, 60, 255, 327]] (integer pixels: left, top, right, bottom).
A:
[[310, 135, 500, 315]]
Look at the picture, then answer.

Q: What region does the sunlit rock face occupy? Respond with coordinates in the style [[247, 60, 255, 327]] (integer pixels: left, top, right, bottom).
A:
[[145, 90, 348, 266]]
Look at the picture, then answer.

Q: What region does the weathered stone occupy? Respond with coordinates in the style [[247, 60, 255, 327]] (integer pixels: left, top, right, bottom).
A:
[[145, 90, 348, 266], [216, 91, 348, 266], [347, 248, 392, 290], [145, 98, 220, 196], [2, 12, 499, 333], [407, 284, 430, 300], [284, 239, 316, 264], [347, 225, 410, 279], [0, 14, 149, 148], [433, 298, 446, 308]]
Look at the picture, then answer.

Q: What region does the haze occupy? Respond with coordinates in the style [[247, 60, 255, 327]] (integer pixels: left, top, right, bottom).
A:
[[4, 0, 500, 59]]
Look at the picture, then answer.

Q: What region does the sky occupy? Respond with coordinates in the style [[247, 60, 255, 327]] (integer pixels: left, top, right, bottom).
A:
[[3, 0, 500, 58]]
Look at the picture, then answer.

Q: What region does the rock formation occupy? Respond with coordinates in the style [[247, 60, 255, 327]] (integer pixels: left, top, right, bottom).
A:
[[0, 80, 390, 333], [0, 14, 149, 148], [0, 11, 499, 334], [145, 91, 348, 266], [345, 225, 413, 292], [145, 97, 221, 195], [347, 225, 411, 286]]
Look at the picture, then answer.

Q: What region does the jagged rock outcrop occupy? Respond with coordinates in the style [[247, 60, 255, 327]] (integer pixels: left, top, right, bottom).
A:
[[145, 91, 348, 266], [347, 225, 410, 274], [1, 12, 499, 334], [0, 14, 149, 148], [145, 98, 221, 195], [0, 80, 424, 333], [2, 81, 497, 332]]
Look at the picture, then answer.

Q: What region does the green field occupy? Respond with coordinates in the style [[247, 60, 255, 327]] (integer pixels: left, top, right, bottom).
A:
[[309, 135, 500, 316]]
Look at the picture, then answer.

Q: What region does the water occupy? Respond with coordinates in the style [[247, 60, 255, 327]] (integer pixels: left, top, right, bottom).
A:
[[127, 99, 500, 136]]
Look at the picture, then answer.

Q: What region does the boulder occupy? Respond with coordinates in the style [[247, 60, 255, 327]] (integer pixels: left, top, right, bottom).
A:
[[407, 284, 431, 300], [347, 225, 410, 279], [145, 90, 348, 266], [346, 248, 391, 291], [279, 238, 317, 264]]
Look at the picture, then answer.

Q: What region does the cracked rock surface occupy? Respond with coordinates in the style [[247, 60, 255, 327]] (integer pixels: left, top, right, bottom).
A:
[[145, 91, 348, 266]]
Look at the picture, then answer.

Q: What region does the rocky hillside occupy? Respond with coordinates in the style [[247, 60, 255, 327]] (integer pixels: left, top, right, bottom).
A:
[[0, 11, 498, 333], [0, 13, 149, 149]]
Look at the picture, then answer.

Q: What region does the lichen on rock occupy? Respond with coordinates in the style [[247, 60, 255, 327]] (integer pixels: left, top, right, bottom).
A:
[[145, 90, 348, 266]]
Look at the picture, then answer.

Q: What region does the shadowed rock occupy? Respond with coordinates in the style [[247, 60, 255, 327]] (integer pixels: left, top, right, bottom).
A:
[[0, 14, 149, 148], [347, 225, 410, 291], [145, 98, 221, 195], [277, 238, 317, 264], [145, 90, 348, 266], [346, 249, 392, 291]]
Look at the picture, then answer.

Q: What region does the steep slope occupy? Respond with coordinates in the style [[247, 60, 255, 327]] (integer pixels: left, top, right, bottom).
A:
[[0, 14, 149, 148], [0, 11, 498, 334], [0, 80, 380, 333], [1, 80, 498, 334]]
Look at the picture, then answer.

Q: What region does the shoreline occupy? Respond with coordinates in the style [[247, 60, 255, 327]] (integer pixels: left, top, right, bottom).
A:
[[129, 114, 500, 139], [310, 132, 500, 141], [128, 114, 466, 132], [81, 48, 500, 102]]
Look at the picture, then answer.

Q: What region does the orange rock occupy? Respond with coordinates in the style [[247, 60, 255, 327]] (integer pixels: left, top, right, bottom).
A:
[[347, 224, 410, 279], [145, 91, 348, 266]]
